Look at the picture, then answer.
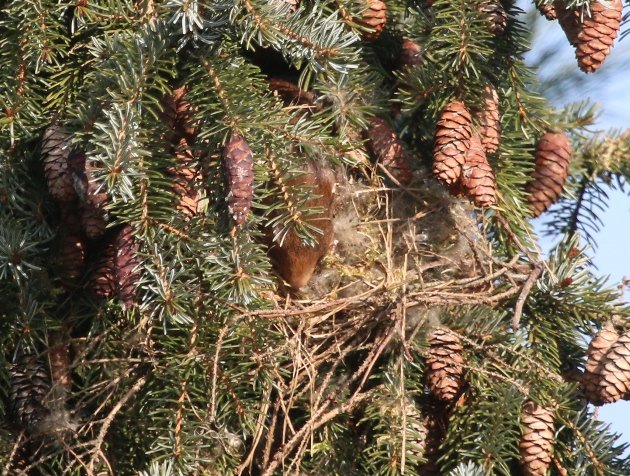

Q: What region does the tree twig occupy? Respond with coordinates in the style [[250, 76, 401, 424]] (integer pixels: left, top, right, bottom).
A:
[[512, 264, 543, 331], [87, 375, 147, 473]]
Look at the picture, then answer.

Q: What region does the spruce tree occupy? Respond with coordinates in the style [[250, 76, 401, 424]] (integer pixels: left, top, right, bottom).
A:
[[1, 0, 629, 475]]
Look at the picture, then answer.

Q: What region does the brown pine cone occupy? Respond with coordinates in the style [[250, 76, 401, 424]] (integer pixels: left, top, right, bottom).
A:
[[520, 402, 554, 476], [92, 236, 117, 300], [358, 0, 387, 40], [366, 117, 413, 186], [480, 0, 508, 36], [418, 401, 450, 475], [556, 2, 580, 46], [477, 84, 500, 154], [170, 139, 203, 218], [425, 328, 465, 402], [66, 152, 109, 239], [162, 85, 204, 219], [115, 225, 141, 309], [81, 191, 108, 240], [433, 100, 473, 186], [594, 331, 630, 404], [67, 149, 88, 198], [535, 0, 557, 20], [42, 125, 76, 203], [59, 203, 84, 235], [575, 0, 623, 73], [161, 86, 196, 143], [526, 131, 572, 217], [9, 354, 51, 431], [58, 231, 86, 287], [461, 134, 496, 208], [582, 326, 619, 405], [399, 37, 423, 67], [223, 133, 254, 227], [268, 164, 335, 290]]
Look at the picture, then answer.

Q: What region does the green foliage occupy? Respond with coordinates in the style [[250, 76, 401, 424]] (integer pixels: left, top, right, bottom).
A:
[[0, 0, 629, 474]]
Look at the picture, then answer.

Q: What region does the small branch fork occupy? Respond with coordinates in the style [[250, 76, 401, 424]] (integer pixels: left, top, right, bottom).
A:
[[512, 264, 543, 331]]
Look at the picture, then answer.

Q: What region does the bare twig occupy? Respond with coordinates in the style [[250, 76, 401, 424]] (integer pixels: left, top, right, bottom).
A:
[[87, 375, 147, 473], [512, 264, 543, 331], [2, 431, 25, 476]]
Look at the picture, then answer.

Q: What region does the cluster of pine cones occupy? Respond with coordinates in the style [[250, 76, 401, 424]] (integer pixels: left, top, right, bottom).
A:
[[423, 324, 630, 475], [42, 125, 141, 308], [432, 95, 573, 215], [432, 94, 500, 208], [354, 0, 622, 74], [424, 328, 557, 476], [348, 0, 615, 216]]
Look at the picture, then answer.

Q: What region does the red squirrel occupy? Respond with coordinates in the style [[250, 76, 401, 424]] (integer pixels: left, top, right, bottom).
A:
[[268, 163, 335, 290]]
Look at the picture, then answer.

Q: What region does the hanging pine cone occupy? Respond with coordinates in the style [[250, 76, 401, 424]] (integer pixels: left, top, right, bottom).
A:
[[223, 133, 254, 227], [172, 169, 202, 217], [357, 0, 387, 40], [526, 131, 572, 217], [519, 402, 554, 476], [170, 139, 203, 218], [57, 231, 86, 287], [480, 0, 508, 36], [115, 225, 141, 309], [556, 2, 580, 46], [161, 86, 203, 219], [477, 84, 500, 154], [9, 354, 51, 431], [574, 0, 623, 73], [582, 326, 619, 405], [81, 191, 108, 240], [433, 100, 473, 186], [399, 37, 423, 67], [589, 331, 630, 404], [425, 328, 465, 401], [366, 117, 413, 186], [268, 164, 335, 290], [42, 125, 76, 203], [66, 151, 109, 239], [418, 401, 450, 475], [535, 0, 557, 20], [269, 78, 319, 124], [461, 134, 496, 208], [92, 235, 117, 300], [161, 86, 196, 143]]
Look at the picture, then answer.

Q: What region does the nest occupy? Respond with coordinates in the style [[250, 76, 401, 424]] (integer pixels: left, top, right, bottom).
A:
[[221, 165, 532, 474]]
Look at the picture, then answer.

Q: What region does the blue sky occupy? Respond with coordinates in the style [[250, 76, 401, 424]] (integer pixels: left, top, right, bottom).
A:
[[523, 3, 630, 451]]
